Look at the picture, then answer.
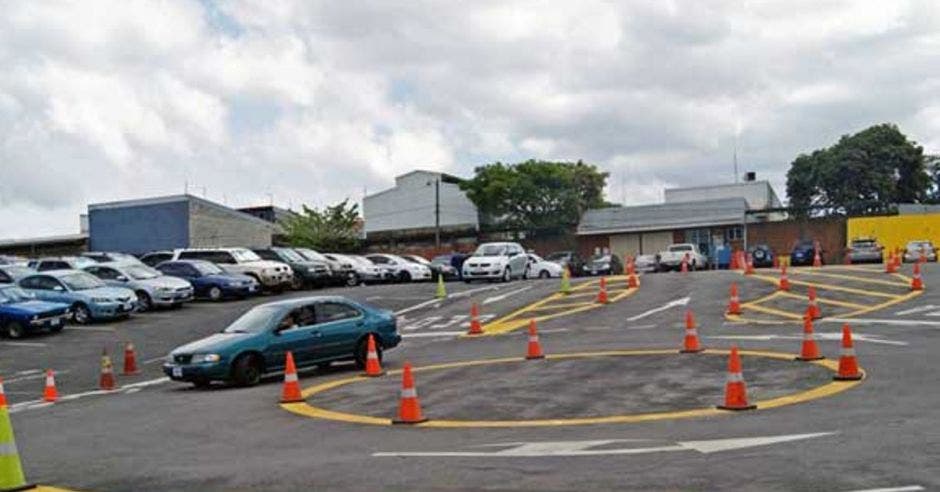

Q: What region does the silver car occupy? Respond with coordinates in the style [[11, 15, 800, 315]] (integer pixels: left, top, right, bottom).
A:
[[847, 237, 884, 264], [84, 262, 194, 311], [903, 240, 937, 263]]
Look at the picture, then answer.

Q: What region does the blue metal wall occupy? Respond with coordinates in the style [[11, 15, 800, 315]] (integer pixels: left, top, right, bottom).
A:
[[89, 200, 189, 254]]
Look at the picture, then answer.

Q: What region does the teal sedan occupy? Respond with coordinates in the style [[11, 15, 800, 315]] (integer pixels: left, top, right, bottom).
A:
[[163, 296, 401, 387]]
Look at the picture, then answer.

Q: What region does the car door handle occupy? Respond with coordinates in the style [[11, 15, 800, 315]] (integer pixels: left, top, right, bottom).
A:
[[310, 331, 322, 338]]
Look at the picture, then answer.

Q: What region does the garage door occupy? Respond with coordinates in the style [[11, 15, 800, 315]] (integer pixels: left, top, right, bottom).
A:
[[609, 233, 640, 258], [639, 231, 673, 255]]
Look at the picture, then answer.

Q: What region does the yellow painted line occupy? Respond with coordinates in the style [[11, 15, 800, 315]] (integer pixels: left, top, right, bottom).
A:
[[823, 265, 887, 273], [775, 291, 869, 310], [788, 269, 910, 288], [749, 273, 901, 299], [281, 349, 862, 427], [740, 302, 805, 320], [33, 487, 81, 492], [527, 301, 596, 311], [837, 289, 923, 319]]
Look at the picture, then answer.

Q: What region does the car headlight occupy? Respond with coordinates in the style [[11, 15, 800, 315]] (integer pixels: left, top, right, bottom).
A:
[[156, 286, 173, 293], [165, 354, 176, 364], [191, 353, 221, 363], [91, 297, 112, 303]]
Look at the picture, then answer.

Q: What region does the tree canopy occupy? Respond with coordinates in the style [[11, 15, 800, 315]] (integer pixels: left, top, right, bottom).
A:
[[282, 199, 361, 252], [459, 160, 609, 230], [786, 123, 928, 216]]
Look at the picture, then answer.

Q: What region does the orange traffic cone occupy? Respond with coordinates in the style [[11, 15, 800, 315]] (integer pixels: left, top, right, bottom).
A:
[[681, 253, 689, 273], [717, 346, 756, 411], [730, 251, 739, 270], [280, 351, 303, 403], [0, 376, 7, 408], [727, 283, 742, 315], [525, 319, 544, 360], [363, 334, 384, 377], [122, 341, 139, 375], [467, 303, 483, 335], [99, 348, 116, 391], [796, 310, 824, 361], [393, 362, 428, 424], [680, 310, 704, 353], [911, 262, 924, 291], [813, 248, 822, 268], [778, 265, 791, 291], [626, 255, 636, 275], [834, 324, 863, 381], [807, 286, 821, 319], [43, 369, 58, 403], [596, 277, 608, 304], [744, 258, 755, 275], [885, 252, 897, 273], [627, 273, 638, 289]]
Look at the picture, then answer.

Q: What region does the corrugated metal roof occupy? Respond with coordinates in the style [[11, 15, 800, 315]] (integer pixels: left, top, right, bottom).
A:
[[577, 197, 748, 236]]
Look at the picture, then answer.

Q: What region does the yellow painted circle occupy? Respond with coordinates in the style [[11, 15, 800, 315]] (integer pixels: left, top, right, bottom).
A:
[[281, 349, 863, 428]]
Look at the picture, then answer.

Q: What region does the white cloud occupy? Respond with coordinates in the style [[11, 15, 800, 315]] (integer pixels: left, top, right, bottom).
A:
[[1, 0, 939, 239]]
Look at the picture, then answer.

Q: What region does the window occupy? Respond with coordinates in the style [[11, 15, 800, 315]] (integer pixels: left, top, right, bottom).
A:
[[23, 276, 63, 291], [37, 261, 69, 271], [727, 227, 744, 241], [0, 271, 10, 283], [156, 263, 179, 276], [367, 255, 388, 264], [254, 250, 279, 261], [316, 302, 361, 324], [90, 267, 122, 281]]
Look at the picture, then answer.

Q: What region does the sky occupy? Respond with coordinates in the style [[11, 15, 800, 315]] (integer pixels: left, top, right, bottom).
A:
[[2, 1, 940, 239]]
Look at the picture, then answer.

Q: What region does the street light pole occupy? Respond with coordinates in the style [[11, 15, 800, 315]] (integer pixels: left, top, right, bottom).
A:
[[434, 178, 441, 249]]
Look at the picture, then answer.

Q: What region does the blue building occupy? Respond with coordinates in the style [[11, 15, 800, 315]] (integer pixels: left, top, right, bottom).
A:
[[88, 195, 275, 255]]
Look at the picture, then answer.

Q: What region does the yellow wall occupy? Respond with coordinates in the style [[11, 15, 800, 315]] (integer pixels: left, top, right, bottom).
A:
[[847, 214, 940, 251]]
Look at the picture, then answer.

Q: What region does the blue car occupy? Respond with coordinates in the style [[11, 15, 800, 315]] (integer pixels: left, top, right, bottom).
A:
[[163, 296, 401, 387], [18, 270, 137, 324], [790, 240, 820, 267], [155, 260, 259, 301], [0, 285, 71, 338]]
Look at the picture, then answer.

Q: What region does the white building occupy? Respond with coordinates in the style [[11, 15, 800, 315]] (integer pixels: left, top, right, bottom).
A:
[[363, 170, 479, 239]]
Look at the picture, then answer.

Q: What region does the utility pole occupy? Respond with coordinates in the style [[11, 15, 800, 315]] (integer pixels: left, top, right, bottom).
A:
[[434, 178, 441, 249]]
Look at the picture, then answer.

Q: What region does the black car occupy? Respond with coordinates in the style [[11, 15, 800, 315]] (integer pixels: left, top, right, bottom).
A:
[[790, 240, 821, 267], [581, 254, 624, 276], [429, 254, 466, 280], [546, 251, 585, 276], [748, 244, 775, 268], [253, 247, 332, 289], [140, 251, 174, 267]]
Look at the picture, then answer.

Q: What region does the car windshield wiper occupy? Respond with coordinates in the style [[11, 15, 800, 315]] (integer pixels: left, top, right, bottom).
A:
[[225, 329, 248, 333]]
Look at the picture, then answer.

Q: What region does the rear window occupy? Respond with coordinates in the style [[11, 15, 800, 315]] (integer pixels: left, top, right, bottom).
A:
[[668, 245, 693, 252], [852, 240, 877, 248]]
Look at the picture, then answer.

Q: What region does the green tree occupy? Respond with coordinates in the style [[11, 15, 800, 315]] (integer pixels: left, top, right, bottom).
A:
[[282, 199, 361, 252], [924, 155, 940, 203], [459, 160, 609, 230], [786, 124, 928, 216]]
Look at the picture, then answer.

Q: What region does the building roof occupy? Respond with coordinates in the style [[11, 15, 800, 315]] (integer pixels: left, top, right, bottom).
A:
[[0, 233, 89, 248], [88, 194, 274, 230], [664, 180, 782, 210], [577, 197, 748, 236]]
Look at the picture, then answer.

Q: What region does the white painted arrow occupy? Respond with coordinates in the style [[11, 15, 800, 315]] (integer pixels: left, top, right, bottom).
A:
[[372, 432, 835, 458], [626, 297, 690, 322], [894, 305, 938, 316], [708, 332, 907, 346], [482, 285, 532, 305]]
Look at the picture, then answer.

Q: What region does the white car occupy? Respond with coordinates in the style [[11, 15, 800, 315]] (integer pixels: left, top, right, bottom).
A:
[[172, 248, 293, 290], [634, 254, 658, 273], [656, 243, 708, 271], [525, 254, 564, 279], [365, 254, 432, 282], [462, 242, 529, 282], [903, 240, 937, 263]]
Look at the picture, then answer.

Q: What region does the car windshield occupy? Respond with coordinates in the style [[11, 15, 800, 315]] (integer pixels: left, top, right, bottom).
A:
[[193, 261, 224, 275], [591, 255, 610, 262], [232, 249, 261, 262], [475, 245, 507, 256], [125, 265, 161, 280], [668, 245, 692, 252], [275, 248, 305, 262], [60, 272, 105, 290], [0, 286, 35, 304], [297, 248, 328, 262], [223, 305, 280, 334], [3, 266, 33, 278], [402, 256, 422, 264], [908, 241, 931, 250], [430, 255, 451, 265]]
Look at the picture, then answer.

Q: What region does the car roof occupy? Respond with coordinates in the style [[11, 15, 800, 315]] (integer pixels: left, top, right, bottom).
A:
[[259, 295, 360, 309], [26, 269, 84, 278]]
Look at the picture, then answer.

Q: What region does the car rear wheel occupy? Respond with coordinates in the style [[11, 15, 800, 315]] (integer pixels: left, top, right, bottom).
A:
[[502, 267, 511, 283], [291, 275, 304, 290], [231, 354, 263, 387], [399, 271, 412, 283], [208, 286, 223, 301], [346, 273, 359, 287], [72, 303, 91, 325], [539, 270, 550, 279], [354, 336, 383, 369], [136, 291, 152, 312], [4, 321, 25, 339]]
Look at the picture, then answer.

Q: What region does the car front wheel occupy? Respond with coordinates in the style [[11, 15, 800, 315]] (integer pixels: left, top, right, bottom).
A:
[[4, 321, 25, 339], [231, 354, 263, 387], [136, 291, 153, 312], [208, 286, 223, 301], [502, 267, 512, 282], [72, 303, 91, 325]]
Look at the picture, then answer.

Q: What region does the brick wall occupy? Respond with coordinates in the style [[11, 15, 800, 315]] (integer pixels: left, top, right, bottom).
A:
[[577, 235, 610, 259], [746, 217, 847, 263]]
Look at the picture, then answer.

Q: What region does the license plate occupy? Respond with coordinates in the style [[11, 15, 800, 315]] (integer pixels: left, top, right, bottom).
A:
[[172, 366, 183, 378], [591, 269, 597, 275], [51, 318, 61, 326], [249, 286, 257, 292], [124, 302, 134, 311]]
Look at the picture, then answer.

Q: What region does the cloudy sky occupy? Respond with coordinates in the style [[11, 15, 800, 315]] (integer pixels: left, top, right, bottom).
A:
[[2, 1, 940, 239]]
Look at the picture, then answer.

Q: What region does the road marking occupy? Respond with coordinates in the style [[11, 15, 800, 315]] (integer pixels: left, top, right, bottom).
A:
[[0, 341, 48, 348], [66, 326, 117, 333], [895, 305, 937, 315], [740, 302, 805, 320], [626, 297, 690, 322], [373, 432, 836, 457], [402, 331, 464, 338], [776, 291, 869, 310], [847, 487, 925, 492], [788, 269, 910, 287], [392, 284, 504, 316], [482, 286, 532, 305], [823, 318, 940, 327], [144, 356, 166, 365], [283, 349, 861, 427], [708, 332, 908, 346], [4, 370, 71, 384], [8, 377, 170, 413]]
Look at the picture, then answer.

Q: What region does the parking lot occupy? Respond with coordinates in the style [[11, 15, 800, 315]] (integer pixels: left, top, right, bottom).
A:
[[5, 263, 940, 490]]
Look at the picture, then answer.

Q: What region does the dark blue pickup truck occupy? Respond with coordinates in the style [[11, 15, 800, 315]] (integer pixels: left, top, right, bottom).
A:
[[0, 284, 71, 338]]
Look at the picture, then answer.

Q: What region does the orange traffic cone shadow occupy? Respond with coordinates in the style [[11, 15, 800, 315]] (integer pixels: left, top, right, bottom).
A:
[[778, 265, 791, 291], [680, 310, 704, 353], [912, 262, 924, 291], [123, 342, 139, 375], [807, 286, 821, 319], [467, 303, 483, 335], [834, 324, 864, 381], [43, 369, 58, 403], [363, 334, 384, 377], [525, 319, 544, 360], [280, 351, 303, 403], [393, 362, 428, 424], [596, 277, 608, 304], [796, 310, 825, 361], [99, 348, 116, 391], [727, 283, 742, 315], [717, 346, 756, 411]]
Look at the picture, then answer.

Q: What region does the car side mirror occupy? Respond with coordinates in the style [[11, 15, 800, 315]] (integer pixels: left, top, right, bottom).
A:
[[116, 275, 128, 282], [53, 286, 64, 292]]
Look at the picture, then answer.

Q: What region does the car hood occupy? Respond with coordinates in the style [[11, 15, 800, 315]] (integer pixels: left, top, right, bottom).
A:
[[466, 255, 509, 265], [205, 273, 254, 284], [80, 286, 135, 299], [240, 260, 288, 269], [172, 332, 253, 355], [136, 276, 192, 289], [0, 299, 69, 315]]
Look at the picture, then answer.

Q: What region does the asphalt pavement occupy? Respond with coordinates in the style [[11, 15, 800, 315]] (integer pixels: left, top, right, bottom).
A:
[[6, 267, 940, 491]]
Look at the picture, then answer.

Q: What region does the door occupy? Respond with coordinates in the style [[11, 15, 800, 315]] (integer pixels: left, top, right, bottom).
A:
[[86, 266, 126, 288], [22, 276, 70, 304], [263, 305, 321, 370], [509, 244, 528, 277], [313, 301, 365, 360]]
